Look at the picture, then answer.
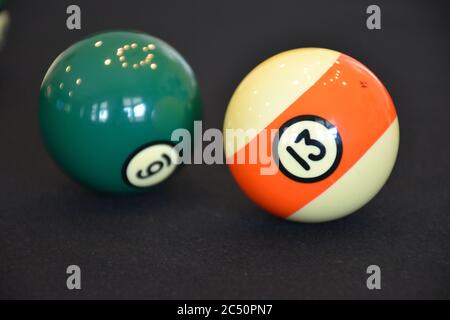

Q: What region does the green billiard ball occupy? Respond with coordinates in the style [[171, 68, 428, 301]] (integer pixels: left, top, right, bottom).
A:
[[39, 31, 202, 193]]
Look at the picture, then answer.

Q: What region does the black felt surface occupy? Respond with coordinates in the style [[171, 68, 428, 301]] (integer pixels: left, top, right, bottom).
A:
[[0, 0, 449, 299]]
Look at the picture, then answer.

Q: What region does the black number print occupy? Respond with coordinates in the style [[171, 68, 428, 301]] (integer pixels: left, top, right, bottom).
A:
[[286, 129, 326, 171], [136, 153, 171, 179]]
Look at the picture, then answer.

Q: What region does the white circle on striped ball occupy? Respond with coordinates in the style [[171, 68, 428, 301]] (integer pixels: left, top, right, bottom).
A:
[[275, 115, 342, 182]]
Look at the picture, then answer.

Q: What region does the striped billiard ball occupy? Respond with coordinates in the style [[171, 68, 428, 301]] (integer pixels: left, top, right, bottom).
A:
[[224, 48, 399, 223]]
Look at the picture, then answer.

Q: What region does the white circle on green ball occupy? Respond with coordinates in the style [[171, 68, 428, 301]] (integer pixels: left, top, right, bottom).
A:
[[125, 144, 179, 188]]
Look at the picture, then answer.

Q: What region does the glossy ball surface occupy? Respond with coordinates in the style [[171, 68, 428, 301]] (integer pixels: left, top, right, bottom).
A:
[[40, 31, 201, 193], [224, 48, 399, 223]]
